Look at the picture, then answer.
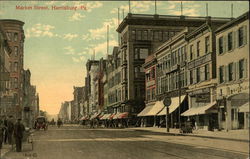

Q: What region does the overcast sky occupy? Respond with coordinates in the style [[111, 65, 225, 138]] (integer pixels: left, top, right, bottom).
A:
[[0, 1, 249, 115]]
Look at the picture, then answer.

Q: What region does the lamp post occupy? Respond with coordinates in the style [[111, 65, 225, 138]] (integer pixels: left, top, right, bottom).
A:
[[163, 97, 171, 132], [178, 64, 181, 130]]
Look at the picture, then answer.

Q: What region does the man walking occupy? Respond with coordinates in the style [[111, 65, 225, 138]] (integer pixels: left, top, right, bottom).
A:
[[14, 118, 25, 152]]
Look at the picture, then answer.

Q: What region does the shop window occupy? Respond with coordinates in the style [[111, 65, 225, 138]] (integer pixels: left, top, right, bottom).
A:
[[152, 88, 155, 100], [163, 31, 169, 41], [227, 32, 233, 51]]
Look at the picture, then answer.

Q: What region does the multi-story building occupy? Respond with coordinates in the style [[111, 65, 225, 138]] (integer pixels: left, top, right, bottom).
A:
[[0, 25, 11, 116], [154, 28, 194, 128], [73, 86, 84, 120], [86, 60, 99, 114], [215, 11, 249, 130], [98, 58, 107, 112], [0, 19, 25, 118], [117, 13, 231, 120], [107, 47, 123, 114], [181, 20, 228, 130], [59, 101, 71, 122], [139, 53, 158, 126]]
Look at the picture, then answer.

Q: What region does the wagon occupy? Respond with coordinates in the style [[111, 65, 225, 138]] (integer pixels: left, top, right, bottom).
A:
[[180, 121, 193, 133]]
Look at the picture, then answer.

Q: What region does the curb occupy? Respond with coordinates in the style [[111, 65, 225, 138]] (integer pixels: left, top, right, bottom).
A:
[[132, 128, 249, 143]]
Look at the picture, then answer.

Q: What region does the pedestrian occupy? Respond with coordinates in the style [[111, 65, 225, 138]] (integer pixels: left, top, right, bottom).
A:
[[14, 118, 25, 152], [7, 116, 14, 145], [3, 116, 8, 144], [0, 118, 6, 150]]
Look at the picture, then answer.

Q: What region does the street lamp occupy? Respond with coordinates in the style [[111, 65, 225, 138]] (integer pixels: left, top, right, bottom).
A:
[[163, 97, 171, 132]]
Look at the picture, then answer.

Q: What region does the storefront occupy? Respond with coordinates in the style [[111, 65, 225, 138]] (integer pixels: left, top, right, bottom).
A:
[[218, 93, 249, 130], [183, 87, 218, 130]]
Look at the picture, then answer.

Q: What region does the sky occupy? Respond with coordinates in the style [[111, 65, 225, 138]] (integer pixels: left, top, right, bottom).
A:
[[0, 1, 249, 115]]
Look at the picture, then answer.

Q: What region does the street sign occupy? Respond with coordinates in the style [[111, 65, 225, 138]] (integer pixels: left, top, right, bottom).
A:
[[163, 97, 171, 107]]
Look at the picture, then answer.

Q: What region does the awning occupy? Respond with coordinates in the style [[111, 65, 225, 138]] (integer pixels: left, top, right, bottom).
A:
[[157, 95, 186, 116], [137, 105, 153, 117], [113, 113, 121, 119], [181, 101, 217, 116], [146, 101, 165, 116], [118, 112, 129, 119], [239, 102, 249, 112], [109, 114, 116, 120], [90, 112, 101, 120], [100, 114, 111, 120]]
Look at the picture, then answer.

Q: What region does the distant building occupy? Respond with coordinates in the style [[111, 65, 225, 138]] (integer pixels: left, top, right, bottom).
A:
[[215, 11, 249, 130]]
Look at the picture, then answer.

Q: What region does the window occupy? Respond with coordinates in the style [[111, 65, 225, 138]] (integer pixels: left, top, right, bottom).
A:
[[169, 31, 175, 38], [228, 63, 233, 81], [142, 30, 148, 40], [152, 88, 155, 100], [140, 48, 148, 59], [152, 67, 155, 79], [219, 37, 224, 54], [196, 67, 200, 83], [135, 48, 149, 59], [219, 66, 224, 83], [238, 27, 244, 47], [14, 78, 18, 89], [14, 33, 18, 42], [147, 89, 150, 101], [205, 64, 210, 80], [159, 31, 163, 41], [6, 32, 12, 41], [163, 31, 169, 41], [14, 46, 18, 56], [153, 31, 159, 41], [190, 70, 193, 84], [205, 36, 210, 53], [190, 45, 193, 60], [134, 67, 139, 78], [132, 30, 136, 40], [239, 59, 244, 79], [136, 30, 142, 40], [14, 62, 18, 72], [228, 32, 233, 51], [197, 41, 200, 57]]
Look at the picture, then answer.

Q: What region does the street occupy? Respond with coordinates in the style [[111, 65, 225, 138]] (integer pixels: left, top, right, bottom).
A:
[[3, 125, 249, 159]]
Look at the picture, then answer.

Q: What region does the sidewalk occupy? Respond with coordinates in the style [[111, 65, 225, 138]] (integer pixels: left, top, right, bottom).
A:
[[0, 144, 13, 159], [128, 127, 249, 142]]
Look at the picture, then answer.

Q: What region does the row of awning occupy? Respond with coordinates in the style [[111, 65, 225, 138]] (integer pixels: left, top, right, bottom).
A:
[[138, 97, 249, 117], [138, 95, 186, 117], [80, 112, 129, 121]]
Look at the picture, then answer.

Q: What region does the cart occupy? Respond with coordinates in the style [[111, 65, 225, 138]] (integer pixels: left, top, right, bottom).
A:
[[180, 121, 193, 133]]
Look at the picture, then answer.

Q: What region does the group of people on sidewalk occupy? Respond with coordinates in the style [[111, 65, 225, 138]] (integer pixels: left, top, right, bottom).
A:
[[0, 116, 25, 152]]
